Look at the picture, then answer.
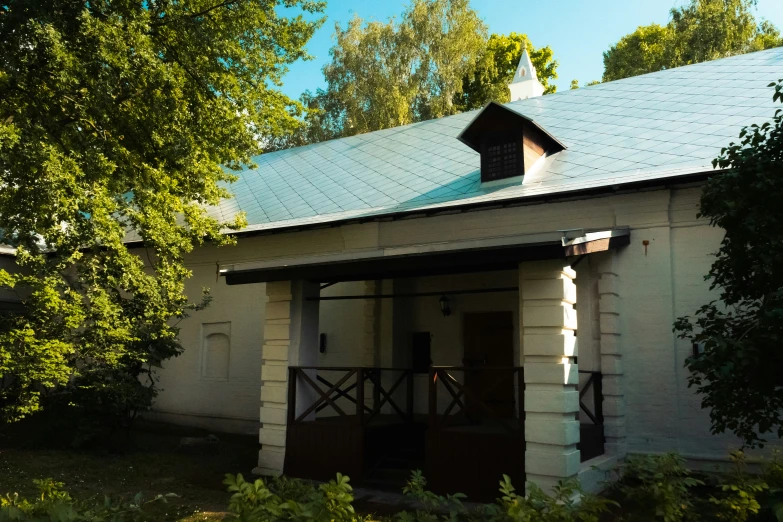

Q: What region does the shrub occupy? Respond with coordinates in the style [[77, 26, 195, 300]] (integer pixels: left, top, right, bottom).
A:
[[224, 470, 617, 522], [706, 451, 768, 522], [267, 475, 320, 505], [223, 472, 356, 521], [0, 477, 173, 521], [397, 469, 467, 521], [613, 453, 703, 522], [483, 475, 617, 522], [762, 450, 783, 522]]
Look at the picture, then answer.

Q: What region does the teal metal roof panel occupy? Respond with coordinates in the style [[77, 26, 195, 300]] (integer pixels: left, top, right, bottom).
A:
[[218, 47, 783, 233]]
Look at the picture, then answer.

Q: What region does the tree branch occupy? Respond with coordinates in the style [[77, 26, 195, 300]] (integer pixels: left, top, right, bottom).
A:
[[150, 0, 241, 27]]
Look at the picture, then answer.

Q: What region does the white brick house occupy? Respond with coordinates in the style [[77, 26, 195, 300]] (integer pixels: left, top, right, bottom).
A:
[[146, 48, 783, 497]]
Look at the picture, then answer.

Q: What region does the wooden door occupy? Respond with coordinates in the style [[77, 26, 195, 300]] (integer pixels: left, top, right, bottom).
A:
[[462, 312, 515, 418]]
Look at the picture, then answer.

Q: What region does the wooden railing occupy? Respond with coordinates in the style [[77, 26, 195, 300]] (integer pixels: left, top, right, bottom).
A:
[[578, 370, 604, 426], [287, 366, 413, 427], [428, 366, 524, 433], [578, 370, 605, 461]]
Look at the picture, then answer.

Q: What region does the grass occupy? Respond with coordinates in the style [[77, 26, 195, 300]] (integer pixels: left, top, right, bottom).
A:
[[0, 418, 259, 521]]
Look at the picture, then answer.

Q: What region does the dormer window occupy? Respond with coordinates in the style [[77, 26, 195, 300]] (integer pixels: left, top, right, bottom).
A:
[[457, 102, 565, 184], [482, 134, 523, 181]]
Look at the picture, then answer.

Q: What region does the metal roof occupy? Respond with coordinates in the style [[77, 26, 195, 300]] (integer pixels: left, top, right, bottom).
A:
[[212, 47, 783, 234]]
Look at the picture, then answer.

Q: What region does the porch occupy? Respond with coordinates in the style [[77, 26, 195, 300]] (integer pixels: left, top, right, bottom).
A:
[[221, 228, 627, 497], [282, 364, 604, 500]]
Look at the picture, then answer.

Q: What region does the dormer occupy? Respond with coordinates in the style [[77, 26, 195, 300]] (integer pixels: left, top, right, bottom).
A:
[[457, 102, 565, 183]]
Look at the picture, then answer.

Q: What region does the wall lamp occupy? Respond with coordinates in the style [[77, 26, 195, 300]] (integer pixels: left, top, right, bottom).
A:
[[439, 295, 451, 317]]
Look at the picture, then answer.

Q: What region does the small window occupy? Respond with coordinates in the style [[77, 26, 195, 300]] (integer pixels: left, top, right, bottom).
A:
[[481, 134, 522, 182], [411, 332, 432, 373]]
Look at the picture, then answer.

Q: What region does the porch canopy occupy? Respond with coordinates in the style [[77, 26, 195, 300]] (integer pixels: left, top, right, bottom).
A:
[[227, 227, 628, 499], [220, 228, 629, 285]]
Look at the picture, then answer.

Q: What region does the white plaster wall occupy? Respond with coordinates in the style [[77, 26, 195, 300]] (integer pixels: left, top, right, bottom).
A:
[[312, 281, 372, 418], [152, 275, 376, 427], [616, 187, 781, 460], [148, 260, 265, 434], [149, 184, 781, 459], [393, 271, 520, 415], [318, 282, 370, 367], [305, 273, 523, 418]]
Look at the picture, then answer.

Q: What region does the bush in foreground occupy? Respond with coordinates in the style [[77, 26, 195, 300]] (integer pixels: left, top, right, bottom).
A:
[[0, 478, 175, 521], [4, 451, 783, 521]]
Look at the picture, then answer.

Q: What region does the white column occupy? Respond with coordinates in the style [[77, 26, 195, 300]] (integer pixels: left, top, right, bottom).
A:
[[520, 261, 580, 493], [596, 253, 625, 457], [255, 280, 320, 476]]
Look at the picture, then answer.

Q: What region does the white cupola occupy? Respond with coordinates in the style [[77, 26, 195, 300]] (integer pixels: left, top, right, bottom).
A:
[[508, 49, 545, 101]]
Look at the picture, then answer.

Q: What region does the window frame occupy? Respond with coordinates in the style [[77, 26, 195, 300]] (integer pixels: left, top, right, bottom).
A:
[[480, 131, 524, 182]]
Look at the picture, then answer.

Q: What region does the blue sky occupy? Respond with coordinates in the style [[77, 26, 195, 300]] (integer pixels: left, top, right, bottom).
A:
[[279, 0, 783, 100]]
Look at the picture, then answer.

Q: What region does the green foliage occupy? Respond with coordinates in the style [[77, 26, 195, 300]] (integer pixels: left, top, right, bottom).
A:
[[224, 470, 617, 522], [456, 32, 558, 111], [0, 0, 324, 421], [762, 451, 783, 522], [282, 0, 487, 146], [614, 451, 783, 522], [603, 23, 674, 82], [613, 453, 704, 522], [9, 460, 783, 522], [224, 472, 356, 521], [707, 452, 767, 522], [482, 475, 617, 522], [0, 478, 174, 521], [267, 475, 321, 505], [397, 469, 466, 521], [603, 0, 782, 81], [673, 80, 783, 447], [568, 80, 601, 90], [274, 2, 559, 149]]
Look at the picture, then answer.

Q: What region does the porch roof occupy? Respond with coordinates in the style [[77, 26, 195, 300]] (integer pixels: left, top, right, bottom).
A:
[[211, 47, 783, 236], [222, 229, 629, 285]]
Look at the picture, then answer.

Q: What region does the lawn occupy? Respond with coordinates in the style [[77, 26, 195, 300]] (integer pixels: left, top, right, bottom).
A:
[[0, 419, 258, 521]]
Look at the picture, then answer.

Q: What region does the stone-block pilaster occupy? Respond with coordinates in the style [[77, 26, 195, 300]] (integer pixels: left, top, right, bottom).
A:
[[255, 280, 319, 477], [596, 253, 626, 457], [521, 261, 580, 493]]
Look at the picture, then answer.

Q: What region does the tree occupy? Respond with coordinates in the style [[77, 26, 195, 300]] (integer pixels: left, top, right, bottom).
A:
[[300, 0, 487, 141], [603, 0, 782, 82], [603, 24, 671, 82], [0, 0, 323, 422], [674, 80, 783, 447], [274, 2, 559, 149], [456, 32, 558, 111], [569, 79, 601, 90]]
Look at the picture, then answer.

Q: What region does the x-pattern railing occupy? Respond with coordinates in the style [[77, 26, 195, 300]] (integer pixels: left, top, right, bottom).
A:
[[287, 367, 413, 427], [578, 370, 604, 426], [428, 366, 524, 434]]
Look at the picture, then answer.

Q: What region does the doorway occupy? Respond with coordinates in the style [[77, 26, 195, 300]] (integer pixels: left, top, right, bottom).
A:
[[462, 311, 515, 418]]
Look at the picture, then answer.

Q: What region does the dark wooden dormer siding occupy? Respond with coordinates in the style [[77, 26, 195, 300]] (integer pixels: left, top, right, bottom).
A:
[[457, 102, 565, 183]]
